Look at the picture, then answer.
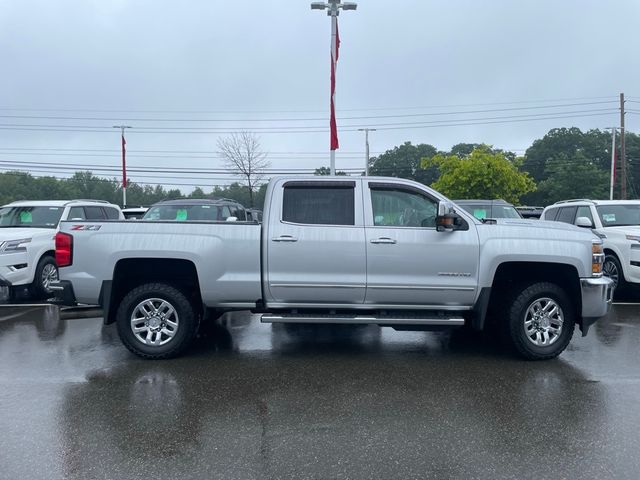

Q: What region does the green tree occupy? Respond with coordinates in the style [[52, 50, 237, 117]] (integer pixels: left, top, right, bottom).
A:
[[314, 166, 347, 176], [536, 153, 609, 204], [369, 142, 439, 184], [423, 146, 535, 204]]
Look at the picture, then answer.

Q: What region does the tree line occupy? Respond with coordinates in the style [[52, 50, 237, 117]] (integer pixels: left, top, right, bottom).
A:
[[1, 127, 639, 209]]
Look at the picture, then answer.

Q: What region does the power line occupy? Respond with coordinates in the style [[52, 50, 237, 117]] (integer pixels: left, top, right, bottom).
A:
[[0, 101, 617, 123], [0, 110, 620, 134], [0, 95, 619, 114]]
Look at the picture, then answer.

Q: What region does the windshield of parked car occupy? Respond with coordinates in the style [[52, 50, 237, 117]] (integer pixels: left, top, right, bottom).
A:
[[142, 204, 230, 221], [458, 204, 522, 220], [596, 204, 640, 227], [0, 206, 64, 228]]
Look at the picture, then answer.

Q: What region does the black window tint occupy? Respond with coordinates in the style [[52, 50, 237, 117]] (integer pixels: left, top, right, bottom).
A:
[[556, 206, 577, 224], [544, 208, 559, 221], [84, 206, 106, 220], [283, 186, 354, 225], [103, 207, 120, 220]]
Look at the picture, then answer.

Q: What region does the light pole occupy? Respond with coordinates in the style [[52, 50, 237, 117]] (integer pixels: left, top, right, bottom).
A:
[[113, 125, 132, 207], [358, 128, 375, 176], [311, 0, 357, 175]]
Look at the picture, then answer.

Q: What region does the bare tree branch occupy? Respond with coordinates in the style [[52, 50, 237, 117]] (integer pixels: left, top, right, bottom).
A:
[[216, 131, 269, 206]]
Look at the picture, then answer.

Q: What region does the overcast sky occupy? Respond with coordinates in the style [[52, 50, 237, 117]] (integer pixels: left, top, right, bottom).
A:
[[1, 0, 639, 191]]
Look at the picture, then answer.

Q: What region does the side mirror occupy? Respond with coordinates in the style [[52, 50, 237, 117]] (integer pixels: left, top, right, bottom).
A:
[[436, 201, 456, 232], [576, 216, 593, 228]]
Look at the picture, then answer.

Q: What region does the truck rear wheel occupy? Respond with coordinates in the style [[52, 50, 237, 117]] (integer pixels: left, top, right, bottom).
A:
[[501, 282, 575, 360], [116, 283, 198, 359]]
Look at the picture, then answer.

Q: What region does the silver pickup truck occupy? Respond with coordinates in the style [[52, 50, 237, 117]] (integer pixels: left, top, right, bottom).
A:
[[52, 176, 613, 360]]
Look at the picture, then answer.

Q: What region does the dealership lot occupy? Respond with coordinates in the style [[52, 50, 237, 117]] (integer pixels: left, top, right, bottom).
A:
[[1, 305, 639, 480]]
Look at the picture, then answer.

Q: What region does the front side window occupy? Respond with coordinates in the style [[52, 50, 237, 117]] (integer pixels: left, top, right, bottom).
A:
[[370, 187, 437, 228], [576, 206, 594, 225], [282, 184, 355, 225]]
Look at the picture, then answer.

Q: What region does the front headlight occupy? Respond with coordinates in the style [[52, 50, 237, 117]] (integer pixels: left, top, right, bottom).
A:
[[0, 238, 32, 254], [592, 240, 604, 276]]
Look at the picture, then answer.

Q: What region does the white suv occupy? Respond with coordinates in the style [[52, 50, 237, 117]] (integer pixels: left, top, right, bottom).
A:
[[0, 200, 123, 299], [541, 199, 640, 290]]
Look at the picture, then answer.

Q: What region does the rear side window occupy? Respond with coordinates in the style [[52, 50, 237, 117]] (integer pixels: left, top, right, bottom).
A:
[[84, 206, 106, 220], [103, 207, 120, 220], [556, 206, 577, 224], [282, 183, 355, 225], [544, 207, 559, 221]]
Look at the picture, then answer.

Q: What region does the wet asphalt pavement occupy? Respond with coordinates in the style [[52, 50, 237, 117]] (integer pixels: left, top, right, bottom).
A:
[[0, 305, 639, 480]]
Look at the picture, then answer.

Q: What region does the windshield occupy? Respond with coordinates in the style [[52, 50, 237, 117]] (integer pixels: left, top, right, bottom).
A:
[[0, 206, 64, 228], [458, 204, 521, 220], [143, 204, 228, 221], [596, 204, 640, 227]]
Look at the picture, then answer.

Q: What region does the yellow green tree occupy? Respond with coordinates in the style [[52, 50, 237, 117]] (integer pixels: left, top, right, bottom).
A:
[[422, 145, 536, 204]]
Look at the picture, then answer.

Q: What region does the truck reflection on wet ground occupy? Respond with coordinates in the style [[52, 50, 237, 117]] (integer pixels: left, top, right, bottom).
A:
[[0, 307, 639, 479]]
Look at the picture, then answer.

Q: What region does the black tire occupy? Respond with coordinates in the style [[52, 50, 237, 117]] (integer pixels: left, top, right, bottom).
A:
[[30, 255, 58, 299], [603, 254, 625, 292], [501, 282, 575, 360], [116, 283, 199, 359]]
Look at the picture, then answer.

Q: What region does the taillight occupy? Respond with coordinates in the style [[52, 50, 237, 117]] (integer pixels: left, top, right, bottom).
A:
[[55, 232, 73, 267]]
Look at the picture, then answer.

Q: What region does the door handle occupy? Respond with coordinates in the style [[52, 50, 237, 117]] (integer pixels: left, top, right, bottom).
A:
[[370, 237, 397, 244], [272, 235, 298, 242]]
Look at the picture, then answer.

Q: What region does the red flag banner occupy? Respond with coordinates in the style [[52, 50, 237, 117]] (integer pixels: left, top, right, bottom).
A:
[[330, 19, 340, 151], [121, 134, 127, 188]]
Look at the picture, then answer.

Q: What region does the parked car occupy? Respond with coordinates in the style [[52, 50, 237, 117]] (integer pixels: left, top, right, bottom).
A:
[[53, 176, 612, 361], [541, 199, 640, 290], [0, 199, 123, 299], [142, 199, 247, 222], [516, 206, 544, 219], [453, 199, 522, 220], [122, 207, 149, 220], [246, 208, 263, 222]]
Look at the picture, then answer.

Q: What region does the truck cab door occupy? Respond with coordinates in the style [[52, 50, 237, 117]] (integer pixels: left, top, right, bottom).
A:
[[264, 180, 366, 306], [364, 182, 480, 307]]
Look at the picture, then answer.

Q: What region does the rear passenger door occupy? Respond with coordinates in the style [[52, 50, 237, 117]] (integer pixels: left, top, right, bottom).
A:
[[265, 180, 366, 305]]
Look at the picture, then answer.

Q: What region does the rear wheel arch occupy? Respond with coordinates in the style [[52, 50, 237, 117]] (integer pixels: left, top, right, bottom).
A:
[[105, 258, 203, 325]]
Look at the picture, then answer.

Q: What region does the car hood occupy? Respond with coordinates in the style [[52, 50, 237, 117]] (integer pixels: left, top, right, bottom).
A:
[[489, 218, 586, 232], [601, 225, 640, 235], [0, 227, 55, 242]]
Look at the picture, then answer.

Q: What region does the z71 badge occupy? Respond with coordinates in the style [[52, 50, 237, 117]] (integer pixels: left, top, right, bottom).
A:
[[70, 225, 102, 231]]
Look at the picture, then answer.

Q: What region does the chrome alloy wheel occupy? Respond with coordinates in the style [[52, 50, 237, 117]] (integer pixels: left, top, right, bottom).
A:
[[603, 258, 619, 288], [523, 297, 564, 347], [41, 263, 58, 291], [130, 298, 179, 346]]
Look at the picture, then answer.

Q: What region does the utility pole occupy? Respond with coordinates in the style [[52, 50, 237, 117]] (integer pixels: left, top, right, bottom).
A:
[[311, 0, 358, 175], [607, 127, 618, 200], [620, 93, 626, 199], [358, 128, 375, 176], [113, 125, 132, 207]]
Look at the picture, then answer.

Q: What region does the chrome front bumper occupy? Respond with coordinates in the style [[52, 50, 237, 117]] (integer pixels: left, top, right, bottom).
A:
[[580, 276, 614, 335]]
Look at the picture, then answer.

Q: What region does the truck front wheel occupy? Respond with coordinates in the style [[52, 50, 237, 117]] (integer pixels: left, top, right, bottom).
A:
[[116, 283, 198, 359], [502, 282, 575, 360]]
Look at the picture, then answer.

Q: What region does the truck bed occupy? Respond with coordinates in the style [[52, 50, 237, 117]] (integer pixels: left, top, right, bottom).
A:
[[59, 220, 262, 307]]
